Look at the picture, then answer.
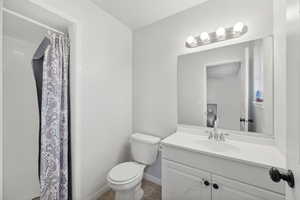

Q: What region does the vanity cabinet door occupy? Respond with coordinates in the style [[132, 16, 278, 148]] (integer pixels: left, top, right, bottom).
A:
[[212, 175, 284, 200], [162, 159, 211, 200]]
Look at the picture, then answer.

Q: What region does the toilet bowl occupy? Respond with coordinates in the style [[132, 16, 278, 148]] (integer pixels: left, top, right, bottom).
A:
[[107, 133, 161, 200], [107, 162, 145, 200]]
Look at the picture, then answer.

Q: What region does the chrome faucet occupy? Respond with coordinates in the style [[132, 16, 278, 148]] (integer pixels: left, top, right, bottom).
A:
[[207, 118, 229, 141], [208, 118, 220, 141]]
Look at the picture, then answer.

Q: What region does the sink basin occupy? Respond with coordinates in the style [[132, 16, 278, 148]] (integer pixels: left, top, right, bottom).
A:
[[196, 140, 240, 153], [161, 132, 286, 169]]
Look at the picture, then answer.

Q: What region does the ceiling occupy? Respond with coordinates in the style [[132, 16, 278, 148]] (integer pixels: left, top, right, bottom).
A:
[[4, 0, 69, 33], [3, 9, 47, 44], [92, 0, 209, 30]]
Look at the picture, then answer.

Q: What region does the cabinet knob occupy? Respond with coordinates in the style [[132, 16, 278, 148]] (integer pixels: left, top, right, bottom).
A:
[[269, 167, 295, 188], [204, 180, 210, 186], [213, 183, 219, 190]]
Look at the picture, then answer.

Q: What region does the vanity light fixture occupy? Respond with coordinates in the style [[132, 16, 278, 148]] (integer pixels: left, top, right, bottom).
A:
[[216, 27, 226, 40], [186, 36, 197, 47], [233, 22, 245, 35], [200, 32, 210, 43], [185, 22, 248, 48]]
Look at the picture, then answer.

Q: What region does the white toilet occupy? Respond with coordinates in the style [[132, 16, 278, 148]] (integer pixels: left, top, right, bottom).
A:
[[107, 133, 161, 200]]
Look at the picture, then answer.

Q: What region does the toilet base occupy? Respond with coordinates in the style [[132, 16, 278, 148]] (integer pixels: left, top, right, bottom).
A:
[[115, 183, 144, 200]]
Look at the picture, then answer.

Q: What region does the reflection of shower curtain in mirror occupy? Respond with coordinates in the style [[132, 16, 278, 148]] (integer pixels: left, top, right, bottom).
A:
[[32, 32, 72, 200]]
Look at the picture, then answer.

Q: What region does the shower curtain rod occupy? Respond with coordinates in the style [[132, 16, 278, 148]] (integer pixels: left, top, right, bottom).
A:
[[2, 7, 65, 35]]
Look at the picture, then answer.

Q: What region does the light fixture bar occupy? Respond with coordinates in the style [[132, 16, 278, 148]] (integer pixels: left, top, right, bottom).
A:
[[185, 24, 248, 48]]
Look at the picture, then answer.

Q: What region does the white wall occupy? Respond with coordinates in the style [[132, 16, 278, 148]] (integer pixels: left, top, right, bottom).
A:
[[133, 0, 273, 179], [133, 0, 274, 179], [23, 0, 133, 199], [3, 35, 40, 200], [0, 1, 3, 199], [134, 0, 273, 137]]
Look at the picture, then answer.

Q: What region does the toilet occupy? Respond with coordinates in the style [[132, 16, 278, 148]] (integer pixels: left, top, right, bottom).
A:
[[107, 133, 161, 200]]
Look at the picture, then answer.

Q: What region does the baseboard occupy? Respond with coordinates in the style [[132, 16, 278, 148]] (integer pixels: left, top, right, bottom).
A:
[[143, 173, 161, 186], [86, 184, 110, 200]]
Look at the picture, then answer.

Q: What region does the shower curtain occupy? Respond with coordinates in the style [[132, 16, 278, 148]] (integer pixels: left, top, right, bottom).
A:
[[32, 32, 72, 200]]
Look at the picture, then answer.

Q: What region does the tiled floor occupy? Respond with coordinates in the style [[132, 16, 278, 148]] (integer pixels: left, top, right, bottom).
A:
[[98, 179, 161, 200]]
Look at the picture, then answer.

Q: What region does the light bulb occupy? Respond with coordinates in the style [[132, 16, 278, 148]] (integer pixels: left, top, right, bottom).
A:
[[186, 36, 197, 46], [200, 32, 210, 43], [233, 22, 244, 34], [216, 27, 226, 39]]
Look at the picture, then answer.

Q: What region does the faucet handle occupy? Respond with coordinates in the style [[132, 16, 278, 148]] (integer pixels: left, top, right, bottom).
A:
[[206, 130, 213, 140]]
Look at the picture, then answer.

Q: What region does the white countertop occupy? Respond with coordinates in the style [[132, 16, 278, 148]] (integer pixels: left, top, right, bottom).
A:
[[161, 132, 286, 169]]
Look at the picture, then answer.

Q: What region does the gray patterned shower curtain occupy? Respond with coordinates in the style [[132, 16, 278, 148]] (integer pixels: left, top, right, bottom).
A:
[[33, 32, 72, 200]]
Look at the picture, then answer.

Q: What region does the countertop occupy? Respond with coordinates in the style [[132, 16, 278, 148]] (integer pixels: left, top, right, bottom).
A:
[[161, 132, 286, 169]]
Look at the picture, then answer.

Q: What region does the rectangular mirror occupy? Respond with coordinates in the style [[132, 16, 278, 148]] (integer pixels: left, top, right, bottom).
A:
[[178, 36, 274, 136]]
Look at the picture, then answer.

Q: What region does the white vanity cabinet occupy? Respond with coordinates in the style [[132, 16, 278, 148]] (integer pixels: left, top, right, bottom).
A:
[[162, 159, 284, 200], [161, 133, 286, 200], [162, 159, 211, 200], [212, 175, 284, 200]]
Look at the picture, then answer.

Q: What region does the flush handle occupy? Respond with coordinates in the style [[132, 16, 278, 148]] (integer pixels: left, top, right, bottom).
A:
[[269, 167, 295, 188]]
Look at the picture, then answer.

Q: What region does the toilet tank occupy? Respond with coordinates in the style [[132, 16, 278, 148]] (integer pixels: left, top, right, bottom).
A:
[[130, 133, 161, 165]]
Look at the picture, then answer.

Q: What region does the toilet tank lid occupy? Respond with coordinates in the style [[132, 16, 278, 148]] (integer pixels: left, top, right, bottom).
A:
[[131, 133, 161, 144]]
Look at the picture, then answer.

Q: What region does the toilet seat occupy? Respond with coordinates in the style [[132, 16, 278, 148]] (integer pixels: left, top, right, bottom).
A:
[[108, 162, 144, 184]]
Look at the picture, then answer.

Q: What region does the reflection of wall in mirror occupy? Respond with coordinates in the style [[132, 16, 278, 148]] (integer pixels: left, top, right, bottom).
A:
[[178, 43, 246, 127], [207, 62, 241, 130]]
